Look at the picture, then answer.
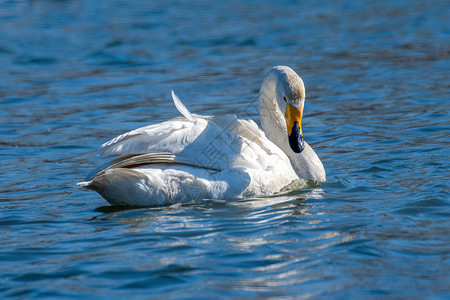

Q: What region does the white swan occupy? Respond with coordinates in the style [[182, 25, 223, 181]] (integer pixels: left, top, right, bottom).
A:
[[79, 66, 326, 206]]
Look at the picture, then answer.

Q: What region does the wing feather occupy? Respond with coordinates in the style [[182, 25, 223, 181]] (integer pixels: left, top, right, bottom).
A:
[[88, 151, 223, 180], [99, 118, 208, 157], [171, 90, 193, 121]]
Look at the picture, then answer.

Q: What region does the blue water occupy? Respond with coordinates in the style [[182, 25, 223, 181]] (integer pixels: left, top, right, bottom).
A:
[[1, 0, 449, 298]]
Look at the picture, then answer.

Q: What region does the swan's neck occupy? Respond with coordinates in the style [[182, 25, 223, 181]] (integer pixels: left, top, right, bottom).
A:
[[259, 69, 289, 153], [259, 70, 286, 143]]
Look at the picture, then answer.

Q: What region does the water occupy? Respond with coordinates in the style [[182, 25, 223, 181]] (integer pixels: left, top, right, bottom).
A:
[[1, 0, 449, 298]]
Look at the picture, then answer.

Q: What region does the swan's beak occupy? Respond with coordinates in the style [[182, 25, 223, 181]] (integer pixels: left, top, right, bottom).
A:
[[285, 103, 304, 153]]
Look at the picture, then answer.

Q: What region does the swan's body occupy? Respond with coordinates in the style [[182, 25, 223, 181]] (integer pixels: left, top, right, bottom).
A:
[[79, 66, 325, 206]]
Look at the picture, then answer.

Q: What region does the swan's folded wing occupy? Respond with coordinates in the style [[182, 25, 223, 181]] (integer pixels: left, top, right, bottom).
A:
[[97, 113, 287, 176], [97, 114, 243, 171], [85, 152, 223, 181], [99, 117, 208, 157]]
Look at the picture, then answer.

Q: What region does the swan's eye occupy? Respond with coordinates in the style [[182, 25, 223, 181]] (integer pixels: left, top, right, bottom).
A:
[[283, 96, 287, 103]]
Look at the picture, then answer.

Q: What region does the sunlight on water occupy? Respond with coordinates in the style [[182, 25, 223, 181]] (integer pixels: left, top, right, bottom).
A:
[[0, 0, 449, 298]]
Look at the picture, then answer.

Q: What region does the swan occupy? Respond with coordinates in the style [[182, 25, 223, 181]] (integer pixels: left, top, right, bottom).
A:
[[78, 66, 326, 206]]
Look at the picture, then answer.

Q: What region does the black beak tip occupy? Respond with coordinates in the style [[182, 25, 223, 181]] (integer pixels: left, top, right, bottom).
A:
[[289, 135, 304, 153], [288, 122, 305, 153]]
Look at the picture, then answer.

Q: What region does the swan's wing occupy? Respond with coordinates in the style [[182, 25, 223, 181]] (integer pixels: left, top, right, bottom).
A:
[[97, 113, 283, 174], [99, 91, 211, 158], [98, 91, 291, 176], [83, 153, 175, 181], [99, 117, 208, 157], [83, 151, 223, 182]]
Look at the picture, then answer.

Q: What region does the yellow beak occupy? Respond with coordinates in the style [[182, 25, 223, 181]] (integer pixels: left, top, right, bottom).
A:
[[285, 103, 303, 136]]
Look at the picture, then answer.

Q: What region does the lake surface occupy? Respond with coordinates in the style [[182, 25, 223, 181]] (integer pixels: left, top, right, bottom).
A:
[[1, 0, 449, 298]]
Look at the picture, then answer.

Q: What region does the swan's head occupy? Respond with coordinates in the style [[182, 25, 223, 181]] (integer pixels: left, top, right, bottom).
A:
[[274, 66, 306, 153]]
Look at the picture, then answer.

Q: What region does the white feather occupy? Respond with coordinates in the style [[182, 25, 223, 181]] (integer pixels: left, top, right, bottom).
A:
[[171, 90, 193, 121]]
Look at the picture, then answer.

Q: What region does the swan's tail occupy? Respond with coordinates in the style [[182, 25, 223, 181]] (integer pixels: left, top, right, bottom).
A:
[[171, 90, 193, 121]]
